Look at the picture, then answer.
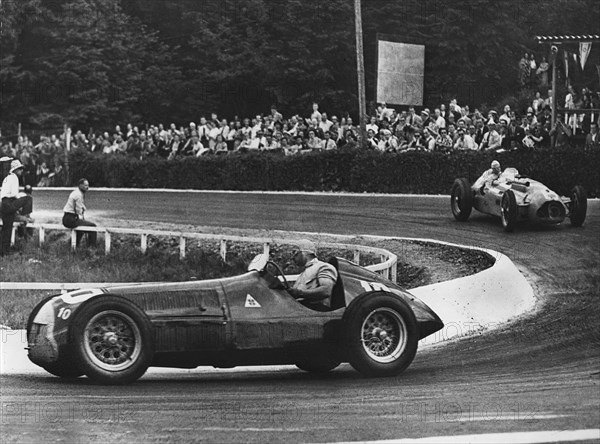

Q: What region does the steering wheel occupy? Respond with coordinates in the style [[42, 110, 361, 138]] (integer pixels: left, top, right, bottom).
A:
[[265, 261, 290, 290]]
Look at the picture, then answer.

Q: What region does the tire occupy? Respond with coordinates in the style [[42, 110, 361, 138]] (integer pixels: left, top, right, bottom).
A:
[[296, 358, 340, 374], [501, 189, 518, 232], [70, 296, 153, 384], [342, 292, 418, 377], [569, 185, 587, 227], [27, 295, 84, 379], [450, 178, 473, 221]]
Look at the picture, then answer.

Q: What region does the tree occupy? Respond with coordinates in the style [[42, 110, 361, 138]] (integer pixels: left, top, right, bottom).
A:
[[1, 0, 180, 131]]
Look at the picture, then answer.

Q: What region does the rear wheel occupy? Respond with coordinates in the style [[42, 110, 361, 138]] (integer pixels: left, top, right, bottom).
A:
[[342, 292, 418, 377], [71, 296, 153, 384], [450, 178, 473, 221], [501, 190, 518, 232], [569, 185, 587, 227]]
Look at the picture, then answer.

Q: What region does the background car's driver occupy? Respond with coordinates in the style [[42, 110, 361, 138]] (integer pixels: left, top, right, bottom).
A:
[[287, 240, 338, 310], [472, 160, 502, 191]]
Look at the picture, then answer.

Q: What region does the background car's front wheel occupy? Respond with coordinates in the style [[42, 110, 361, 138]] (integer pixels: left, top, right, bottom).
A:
[[451, 178, 473, 221], [342, 292, 418, 377], [71, 296, 153, 384], [501, 190, 518, 232], [569, 185, 587, 227]]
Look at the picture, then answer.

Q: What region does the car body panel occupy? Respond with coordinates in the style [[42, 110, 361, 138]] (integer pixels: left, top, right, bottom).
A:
[[28, 257, 444, 371]]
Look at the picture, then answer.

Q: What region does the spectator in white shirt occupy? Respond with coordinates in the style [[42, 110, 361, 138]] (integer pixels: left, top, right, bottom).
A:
[[366, 116, 379, 134], [1, 160, 33, 256], [322, 131, 337, 150], [454, 128, 478, 150], [319, 113, 333, 134]]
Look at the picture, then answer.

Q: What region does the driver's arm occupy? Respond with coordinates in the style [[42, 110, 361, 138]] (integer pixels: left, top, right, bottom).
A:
[[288, 279, 335, 301]]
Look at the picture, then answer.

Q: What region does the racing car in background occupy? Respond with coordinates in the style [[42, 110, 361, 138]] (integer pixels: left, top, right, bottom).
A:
[[451, 167, 587, 232], [27, 254, 444, 384]]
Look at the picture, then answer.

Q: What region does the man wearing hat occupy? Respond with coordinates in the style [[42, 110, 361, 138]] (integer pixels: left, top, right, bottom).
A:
[[1, 160, 33, 256], [287, 240, 338, 311]]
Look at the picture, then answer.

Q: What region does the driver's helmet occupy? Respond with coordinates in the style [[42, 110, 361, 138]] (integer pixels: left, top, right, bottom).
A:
[[491, 160, 501, 174]]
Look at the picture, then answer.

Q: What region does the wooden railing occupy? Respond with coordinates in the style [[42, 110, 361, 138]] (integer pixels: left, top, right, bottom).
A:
[[1, 222, 398, 291]]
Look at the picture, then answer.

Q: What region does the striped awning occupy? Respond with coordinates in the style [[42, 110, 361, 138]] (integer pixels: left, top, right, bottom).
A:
[[536, 35, 600, 43]]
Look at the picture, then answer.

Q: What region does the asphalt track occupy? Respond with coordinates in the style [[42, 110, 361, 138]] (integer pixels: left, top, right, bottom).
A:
[[2, 190, 599, 443]]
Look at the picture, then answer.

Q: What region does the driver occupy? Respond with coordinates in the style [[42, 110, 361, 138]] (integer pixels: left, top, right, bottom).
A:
[[287, 240, 338, 310], [472, 160, 502, 191]]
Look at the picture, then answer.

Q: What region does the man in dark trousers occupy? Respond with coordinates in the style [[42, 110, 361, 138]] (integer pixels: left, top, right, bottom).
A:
[[1, 160, 33, 256], [62, 178, 97, 247]]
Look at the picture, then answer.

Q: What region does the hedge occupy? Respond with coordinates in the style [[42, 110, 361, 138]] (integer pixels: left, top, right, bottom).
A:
[[68, 148, 600, 198]]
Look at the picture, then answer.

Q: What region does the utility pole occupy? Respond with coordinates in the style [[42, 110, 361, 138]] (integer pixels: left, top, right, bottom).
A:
[[354, 0, 367, 146]]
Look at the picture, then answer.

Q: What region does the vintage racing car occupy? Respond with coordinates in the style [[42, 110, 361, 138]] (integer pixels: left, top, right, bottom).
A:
[[451, 168, 587, 232], [27, 254, 444, 384]]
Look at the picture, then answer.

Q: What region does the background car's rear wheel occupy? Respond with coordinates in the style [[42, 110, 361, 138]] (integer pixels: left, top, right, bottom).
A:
[[27, 295, 84, 379], [569, 185, 587, 227], [71, 296, 153, 384], [451, 178, 473, 221], [342, 292, 418, 377], [501, 190, 518, 232]]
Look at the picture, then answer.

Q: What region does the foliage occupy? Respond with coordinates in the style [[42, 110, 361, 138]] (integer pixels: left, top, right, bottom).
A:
[[68, 148, 600, 197], [1, 0, 599, 130]]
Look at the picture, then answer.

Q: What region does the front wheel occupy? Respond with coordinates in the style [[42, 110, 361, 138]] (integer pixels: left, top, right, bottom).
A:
[[342, 292, 418, 377], [569, 185, 587, 227], [450, 178, 473, 221], [501, 190, 518, 232], [71, 296, 154, 384]]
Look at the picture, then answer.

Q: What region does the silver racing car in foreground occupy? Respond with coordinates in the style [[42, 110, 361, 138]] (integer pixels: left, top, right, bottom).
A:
[[451, 168, 587, 232], [27, 254, 444, 384]]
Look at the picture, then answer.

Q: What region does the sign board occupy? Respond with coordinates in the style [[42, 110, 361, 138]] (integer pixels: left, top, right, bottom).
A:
[[376, 40, 425, 106]]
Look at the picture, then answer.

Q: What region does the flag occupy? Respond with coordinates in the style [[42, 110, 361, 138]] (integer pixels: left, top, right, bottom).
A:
[[579, 42, 592, 70]]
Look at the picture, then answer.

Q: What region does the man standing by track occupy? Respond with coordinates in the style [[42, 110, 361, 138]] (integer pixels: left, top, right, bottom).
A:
[[0, 160, 33, 256]]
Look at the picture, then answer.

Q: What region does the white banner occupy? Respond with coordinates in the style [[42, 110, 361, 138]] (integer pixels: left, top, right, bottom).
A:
[[579, 42, 592, 70], [376, 40, 425, 106]]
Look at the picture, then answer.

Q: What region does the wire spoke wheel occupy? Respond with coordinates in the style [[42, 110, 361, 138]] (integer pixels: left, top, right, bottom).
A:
[[84, 310, 141, 372], [360, 308, 407, 363]]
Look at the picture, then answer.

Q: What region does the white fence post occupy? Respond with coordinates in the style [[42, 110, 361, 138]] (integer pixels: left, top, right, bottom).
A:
[[10, 227, 16, 246], [104, 231, 111, 255], [71, 230, 77, 251], [179, 235, 186, 259], [141, 234, 148, 254], [220, 240, 227, 261], [263, 242, 270, 257], [39, 227, 45, 247]]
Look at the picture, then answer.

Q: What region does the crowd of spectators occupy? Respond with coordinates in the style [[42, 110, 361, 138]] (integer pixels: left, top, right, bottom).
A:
[[2, 86, 599, 187]]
